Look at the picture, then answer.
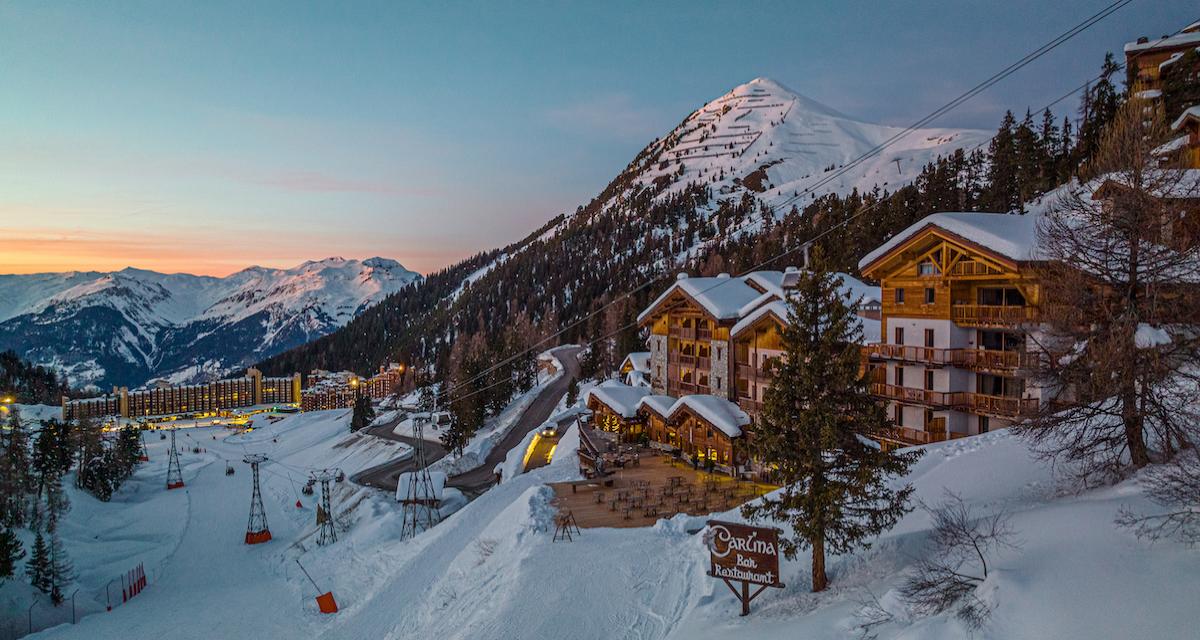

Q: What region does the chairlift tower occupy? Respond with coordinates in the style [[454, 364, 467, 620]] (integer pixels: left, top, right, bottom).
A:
[[312, 469, 338, 546], [400, 415, 441, 540], [165, 429, 184, 489], [243, 453, 272, 544]]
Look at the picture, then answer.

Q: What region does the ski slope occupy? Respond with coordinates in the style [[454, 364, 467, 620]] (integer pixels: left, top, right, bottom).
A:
[[24, 408, 1198, 639]]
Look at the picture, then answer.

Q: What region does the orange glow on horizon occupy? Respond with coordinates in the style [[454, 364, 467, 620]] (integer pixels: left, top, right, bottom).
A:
[[0, 227, 466, 277]]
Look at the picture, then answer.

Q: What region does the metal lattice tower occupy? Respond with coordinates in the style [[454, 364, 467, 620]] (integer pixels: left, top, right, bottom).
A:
[[312, 469, 338, 546], [165, 429, 184, 489], [243, 454, 272, 544], [400, 415, 441, 540]]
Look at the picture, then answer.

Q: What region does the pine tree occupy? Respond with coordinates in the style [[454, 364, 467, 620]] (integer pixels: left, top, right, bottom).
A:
[[0, 409, 32, 527], [0, 526, 24, 584], [45, 515, 73, 605], [983, 111, 1020, 212], [565, 376, 580, 408], [350, 394, 375, 432], [741, 256, 921, 592], [25, 529, 49, 594]]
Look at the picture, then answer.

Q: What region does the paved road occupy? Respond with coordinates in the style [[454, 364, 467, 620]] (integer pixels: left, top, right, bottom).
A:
[[523, 434, 559, 472], [352, 345, 581, 496]]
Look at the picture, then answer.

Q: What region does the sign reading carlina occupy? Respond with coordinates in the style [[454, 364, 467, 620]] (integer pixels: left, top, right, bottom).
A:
[[704, 520, 784, 616]]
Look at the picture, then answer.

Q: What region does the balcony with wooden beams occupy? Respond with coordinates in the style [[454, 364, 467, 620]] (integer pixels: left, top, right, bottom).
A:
[[864, 345, 1034, 372], [870, 383, 957, 408], [870, 384, 1040, 418], [951, 304, 1038, 328]]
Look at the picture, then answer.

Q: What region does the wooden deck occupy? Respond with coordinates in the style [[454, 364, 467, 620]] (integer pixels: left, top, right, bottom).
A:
[[549, 452, 777, 529]]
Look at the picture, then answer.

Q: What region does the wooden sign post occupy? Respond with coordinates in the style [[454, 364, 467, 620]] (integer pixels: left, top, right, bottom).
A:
[[704, 520, 784, 616]]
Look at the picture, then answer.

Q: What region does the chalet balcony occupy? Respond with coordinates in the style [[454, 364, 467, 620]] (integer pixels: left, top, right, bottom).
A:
[[869, 383, 957, 408], [674, 381, 710, 396], [735, 362, 773, 380], [878, 424, 967, 446], [866, 344, 1035, 372], [960, 392, 1039, 418], [677, 354, 711, 369], [951, 304, 1038, 327], [668, 327, 713, 341], [864, 344, 955, 366]]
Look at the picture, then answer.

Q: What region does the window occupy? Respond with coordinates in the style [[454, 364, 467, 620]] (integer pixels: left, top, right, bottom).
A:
[[918, 261, 939, 276], [924, 328, 935, 348], [924, 287, 936, 304], [894, 366, 905, 386], [716, 347, 723, 360], [715, 377, 722, 389], [979, 416, 990, 434], [924, 370, 934, 390], [894, 327, 905, 345], [894, 404, 904, 427], [894, 288, 905, 304]]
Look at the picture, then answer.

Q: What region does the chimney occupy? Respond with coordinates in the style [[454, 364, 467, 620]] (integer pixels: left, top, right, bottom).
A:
[[717, 272, 731, 279], [676, 272, 689, 280], [1137, 36, 1149, 44]]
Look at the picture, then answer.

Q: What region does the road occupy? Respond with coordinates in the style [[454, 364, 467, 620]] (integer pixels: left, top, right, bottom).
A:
[[352, 345, 581, 496]]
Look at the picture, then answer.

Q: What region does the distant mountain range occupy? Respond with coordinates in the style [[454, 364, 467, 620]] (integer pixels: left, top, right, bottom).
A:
[[0, 257, 421, 389]]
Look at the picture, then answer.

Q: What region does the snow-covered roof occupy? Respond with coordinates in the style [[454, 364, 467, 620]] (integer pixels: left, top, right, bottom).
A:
[[665, 395, 750, 438], [583, 380, 652, 418], [395, 470, 447, 503], [620, 352, 651, 373], [1125, 31, 1200, 53], [637, 273, 763, 324], [858, 212, 1041, 273], [740, 270, 879, 317], [1134, 89, 1162, 100], [729, 298, 880, 344], [1171, 106, 1200, 131], [637, 394, 677, 418]]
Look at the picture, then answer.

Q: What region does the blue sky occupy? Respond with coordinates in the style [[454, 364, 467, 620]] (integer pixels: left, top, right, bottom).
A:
[[0, 0, 1194, 275]]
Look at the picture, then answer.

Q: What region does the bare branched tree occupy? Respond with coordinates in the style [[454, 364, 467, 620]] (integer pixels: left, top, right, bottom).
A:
[[1022, 97, 1200, 485], [1116, 450, 1200, 545], [900, 491, 1018, 632]]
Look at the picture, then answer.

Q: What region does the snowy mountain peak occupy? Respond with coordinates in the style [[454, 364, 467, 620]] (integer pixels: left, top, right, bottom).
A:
[[0, 257, 423, 387]]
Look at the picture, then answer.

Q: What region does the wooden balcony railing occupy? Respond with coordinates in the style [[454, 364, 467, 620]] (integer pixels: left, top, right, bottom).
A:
[[961, 393, 1039, 418], [947, 261, 1004, 277], [951, 304, 1038, 327], [869, 383, 957, 407], [878, 425, 967, 446], [668, 327, 712, 341], [736, 363, 773, 380], [865, 345, 1031, 371], [864, 344, 955, 366], [870, 384, 1039, 418]]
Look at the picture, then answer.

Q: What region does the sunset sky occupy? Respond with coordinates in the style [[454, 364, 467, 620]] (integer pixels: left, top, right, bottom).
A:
[[1, 0, 1193, 276]]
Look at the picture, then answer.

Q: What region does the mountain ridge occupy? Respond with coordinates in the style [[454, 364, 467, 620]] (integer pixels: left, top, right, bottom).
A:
[[0, 257, 422, 388]]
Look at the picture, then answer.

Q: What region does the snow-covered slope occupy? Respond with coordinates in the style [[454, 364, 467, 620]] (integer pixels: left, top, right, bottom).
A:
[[547, 77, 990, 243], [27, 418, 1198, 640], [0, 258, 421, 387]]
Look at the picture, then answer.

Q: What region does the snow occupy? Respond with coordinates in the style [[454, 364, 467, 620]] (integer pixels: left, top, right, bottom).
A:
[[638, 394, 677, 418], [621, 352, 652, 373], [858, 211, 1042, 271], [665, 394, 750, 438], [583, 380, 652, 418], [0, 257, 421, 386], [395, 471, 448, 502], [637, 274, 764, 323], [1124, 30, 1200, 53], [1135, 324, 1172, 348], [22, 404, 1200, 640], [1170, 105, 1200, 131]]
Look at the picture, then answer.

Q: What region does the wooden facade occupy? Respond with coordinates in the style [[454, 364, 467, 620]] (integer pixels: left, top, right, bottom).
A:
[[859, 219, 1043, 446]]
